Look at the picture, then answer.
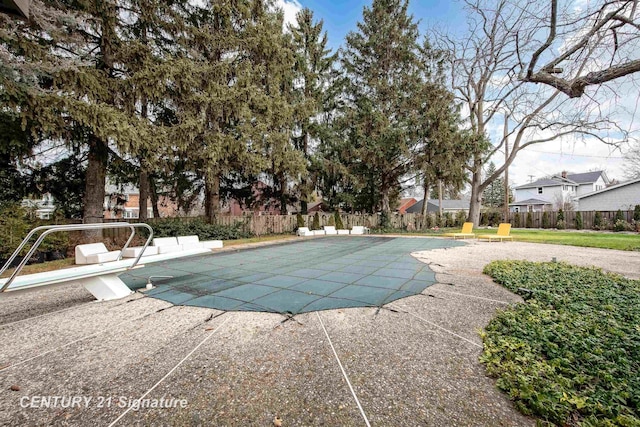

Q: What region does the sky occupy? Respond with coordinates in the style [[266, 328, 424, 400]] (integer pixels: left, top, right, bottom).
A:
[[277, 0, 632, 192]]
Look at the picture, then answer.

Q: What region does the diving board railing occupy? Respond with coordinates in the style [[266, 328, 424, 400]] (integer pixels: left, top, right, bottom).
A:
[[0, 222, 154, 293]]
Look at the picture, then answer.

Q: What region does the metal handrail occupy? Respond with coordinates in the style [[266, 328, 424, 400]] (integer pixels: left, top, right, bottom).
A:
[[0, 222, 154, 292], [0, 222, 131, 278]]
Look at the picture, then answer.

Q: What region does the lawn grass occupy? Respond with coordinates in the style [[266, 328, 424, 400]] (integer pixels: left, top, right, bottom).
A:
[[482, 260, 640, 426], [0, 258, 76, 278], [485, 228, 640, 251], [381, 228, 640, 251]]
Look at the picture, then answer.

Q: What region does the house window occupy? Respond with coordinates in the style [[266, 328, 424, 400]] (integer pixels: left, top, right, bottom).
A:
[[528, 205, 534, 212], [123, 210, 139, 219], [596, 185, 603, 191], [537, 187, 543, 194], [514, 207, 520, 213]]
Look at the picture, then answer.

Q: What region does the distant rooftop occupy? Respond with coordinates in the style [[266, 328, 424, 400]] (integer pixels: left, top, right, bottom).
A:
[[516, 171, 606, 189], [405, 199, 470, 214]]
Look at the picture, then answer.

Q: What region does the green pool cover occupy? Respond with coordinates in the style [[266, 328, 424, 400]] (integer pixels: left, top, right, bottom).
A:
[[119, 237, 463, 315]]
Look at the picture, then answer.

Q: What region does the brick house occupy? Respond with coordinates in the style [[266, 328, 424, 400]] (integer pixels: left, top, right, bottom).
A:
[[103, 184, 180, 219]]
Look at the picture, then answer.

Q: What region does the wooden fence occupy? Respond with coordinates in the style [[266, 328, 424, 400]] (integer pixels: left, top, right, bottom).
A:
[[507, 210, 635, 230], [100, 209, 637, 241]]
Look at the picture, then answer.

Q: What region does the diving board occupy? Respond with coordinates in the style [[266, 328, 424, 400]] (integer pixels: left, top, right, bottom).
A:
[[0, 248, 211, 300]]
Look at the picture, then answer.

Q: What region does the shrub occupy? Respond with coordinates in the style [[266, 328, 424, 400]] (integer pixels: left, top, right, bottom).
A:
[[526, 211, 533, 228], [557, 208, 564, 222], [334, 212, 345, 230], [0, 204, 33, 259], [575, 211, 583, 230], [488, 210, 502, 226], [444, 212, 453, 227], [435, 212, 443, 227], [425, 213, 433, 228], [615, 209, 625, 223], [149, 218, 253, 240], [541, 211, 549, 228], [556, 219, 566, 230], [296, 213, 305, 228], [455, 210, 466, 227], [634, 205, 640, 222], [513, 212, 521, 228], [327, 214, 335, 226], [482, 261, 640, 426], [380, 211, 390, 229], [312, 212, 320, 230], [593, 211, 603, 229], [613, 219, 630, 232]]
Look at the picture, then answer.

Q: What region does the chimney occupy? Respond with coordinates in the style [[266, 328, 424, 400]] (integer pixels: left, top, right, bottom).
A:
[[561, 171, 567, 179]]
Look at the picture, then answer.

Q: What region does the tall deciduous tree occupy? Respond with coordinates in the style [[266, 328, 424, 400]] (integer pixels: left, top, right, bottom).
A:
[[520, 0, 640, 98], [441, 0, 630, 225], [416, 40, 471, 217], [340, 0, 425, 224]]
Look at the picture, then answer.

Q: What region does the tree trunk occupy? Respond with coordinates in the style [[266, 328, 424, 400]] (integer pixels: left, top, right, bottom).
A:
[[139, 166, 149, 221], [278, 172, 288, 215], [300, 129, 310, 214], [381, 186, 391, 228], [205, 173, 220, 223], [82, 135, 108, 242], [421, 178, 429, 217], [438, 180, 443, 216], [468, 162, 483, 226], [149, 176, 160, 218]]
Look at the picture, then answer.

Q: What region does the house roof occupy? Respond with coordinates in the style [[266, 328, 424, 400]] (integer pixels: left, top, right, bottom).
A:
[[576, 177, 640, 199], [397, 198, 417, 213], [567, 171, 607, 184], [515, 176, 575, 189], [515, 170, 606, 190], [405, 199, 470, 214], [509, 198, 552, 206]]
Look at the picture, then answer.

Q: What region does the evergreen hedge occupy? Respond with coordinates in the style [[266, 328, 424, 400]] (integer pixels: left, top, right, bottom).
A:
[[149, 218, 253, 240]]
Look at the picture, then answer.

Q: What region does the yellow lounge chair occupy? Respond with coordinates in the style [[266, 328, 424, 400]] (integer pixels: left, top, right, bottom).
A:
[[443, 222, 475, 239], [478, 223, 513, 242]]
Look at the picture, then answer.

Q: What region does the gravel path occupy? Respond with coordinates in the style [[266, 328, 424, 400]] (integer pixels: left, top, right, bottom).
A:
[[1, 237, 638, 426]]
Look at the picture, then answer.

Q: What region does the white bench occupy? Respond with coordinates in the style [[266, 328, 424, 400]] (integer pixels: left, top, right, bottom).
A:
[[121, 246, 159, 258], [323, 226, 338, 235], [350, 226, 370, 235], [75, 243, 121, 265], [152, 237, 183, 254], [297, 227, 314, 237], [337, 229, 350, 235], [177, 235, 223, 250], [313, 230, 326, 236]]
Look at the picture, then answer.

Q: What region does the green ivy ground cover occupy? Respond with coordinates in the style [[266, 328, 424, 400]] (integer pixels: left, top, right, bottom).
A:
[[481, 261, 640, 426]]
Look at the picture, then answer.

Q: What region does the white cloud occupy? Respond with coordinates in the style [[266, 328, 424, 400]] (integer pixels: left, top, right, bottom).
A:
[[274, 0, 302, 29]]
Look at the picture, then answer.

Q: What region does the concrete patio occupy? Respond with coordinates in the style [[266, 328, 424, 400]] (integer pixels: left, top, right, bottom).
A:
[[1, 237, 639, 426]]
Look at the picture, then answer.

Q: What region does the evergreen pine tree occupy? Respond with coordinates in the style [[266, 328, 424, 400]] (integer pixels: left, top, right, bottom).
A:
[[334, 212, 345, 229], [594, 211, 603, 229], [482, 162, 505, 208], [575, 211, 583, 230], [289, 9, 337, 214], [340, 0, 424, 218], [542, 211, 550, 228]]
